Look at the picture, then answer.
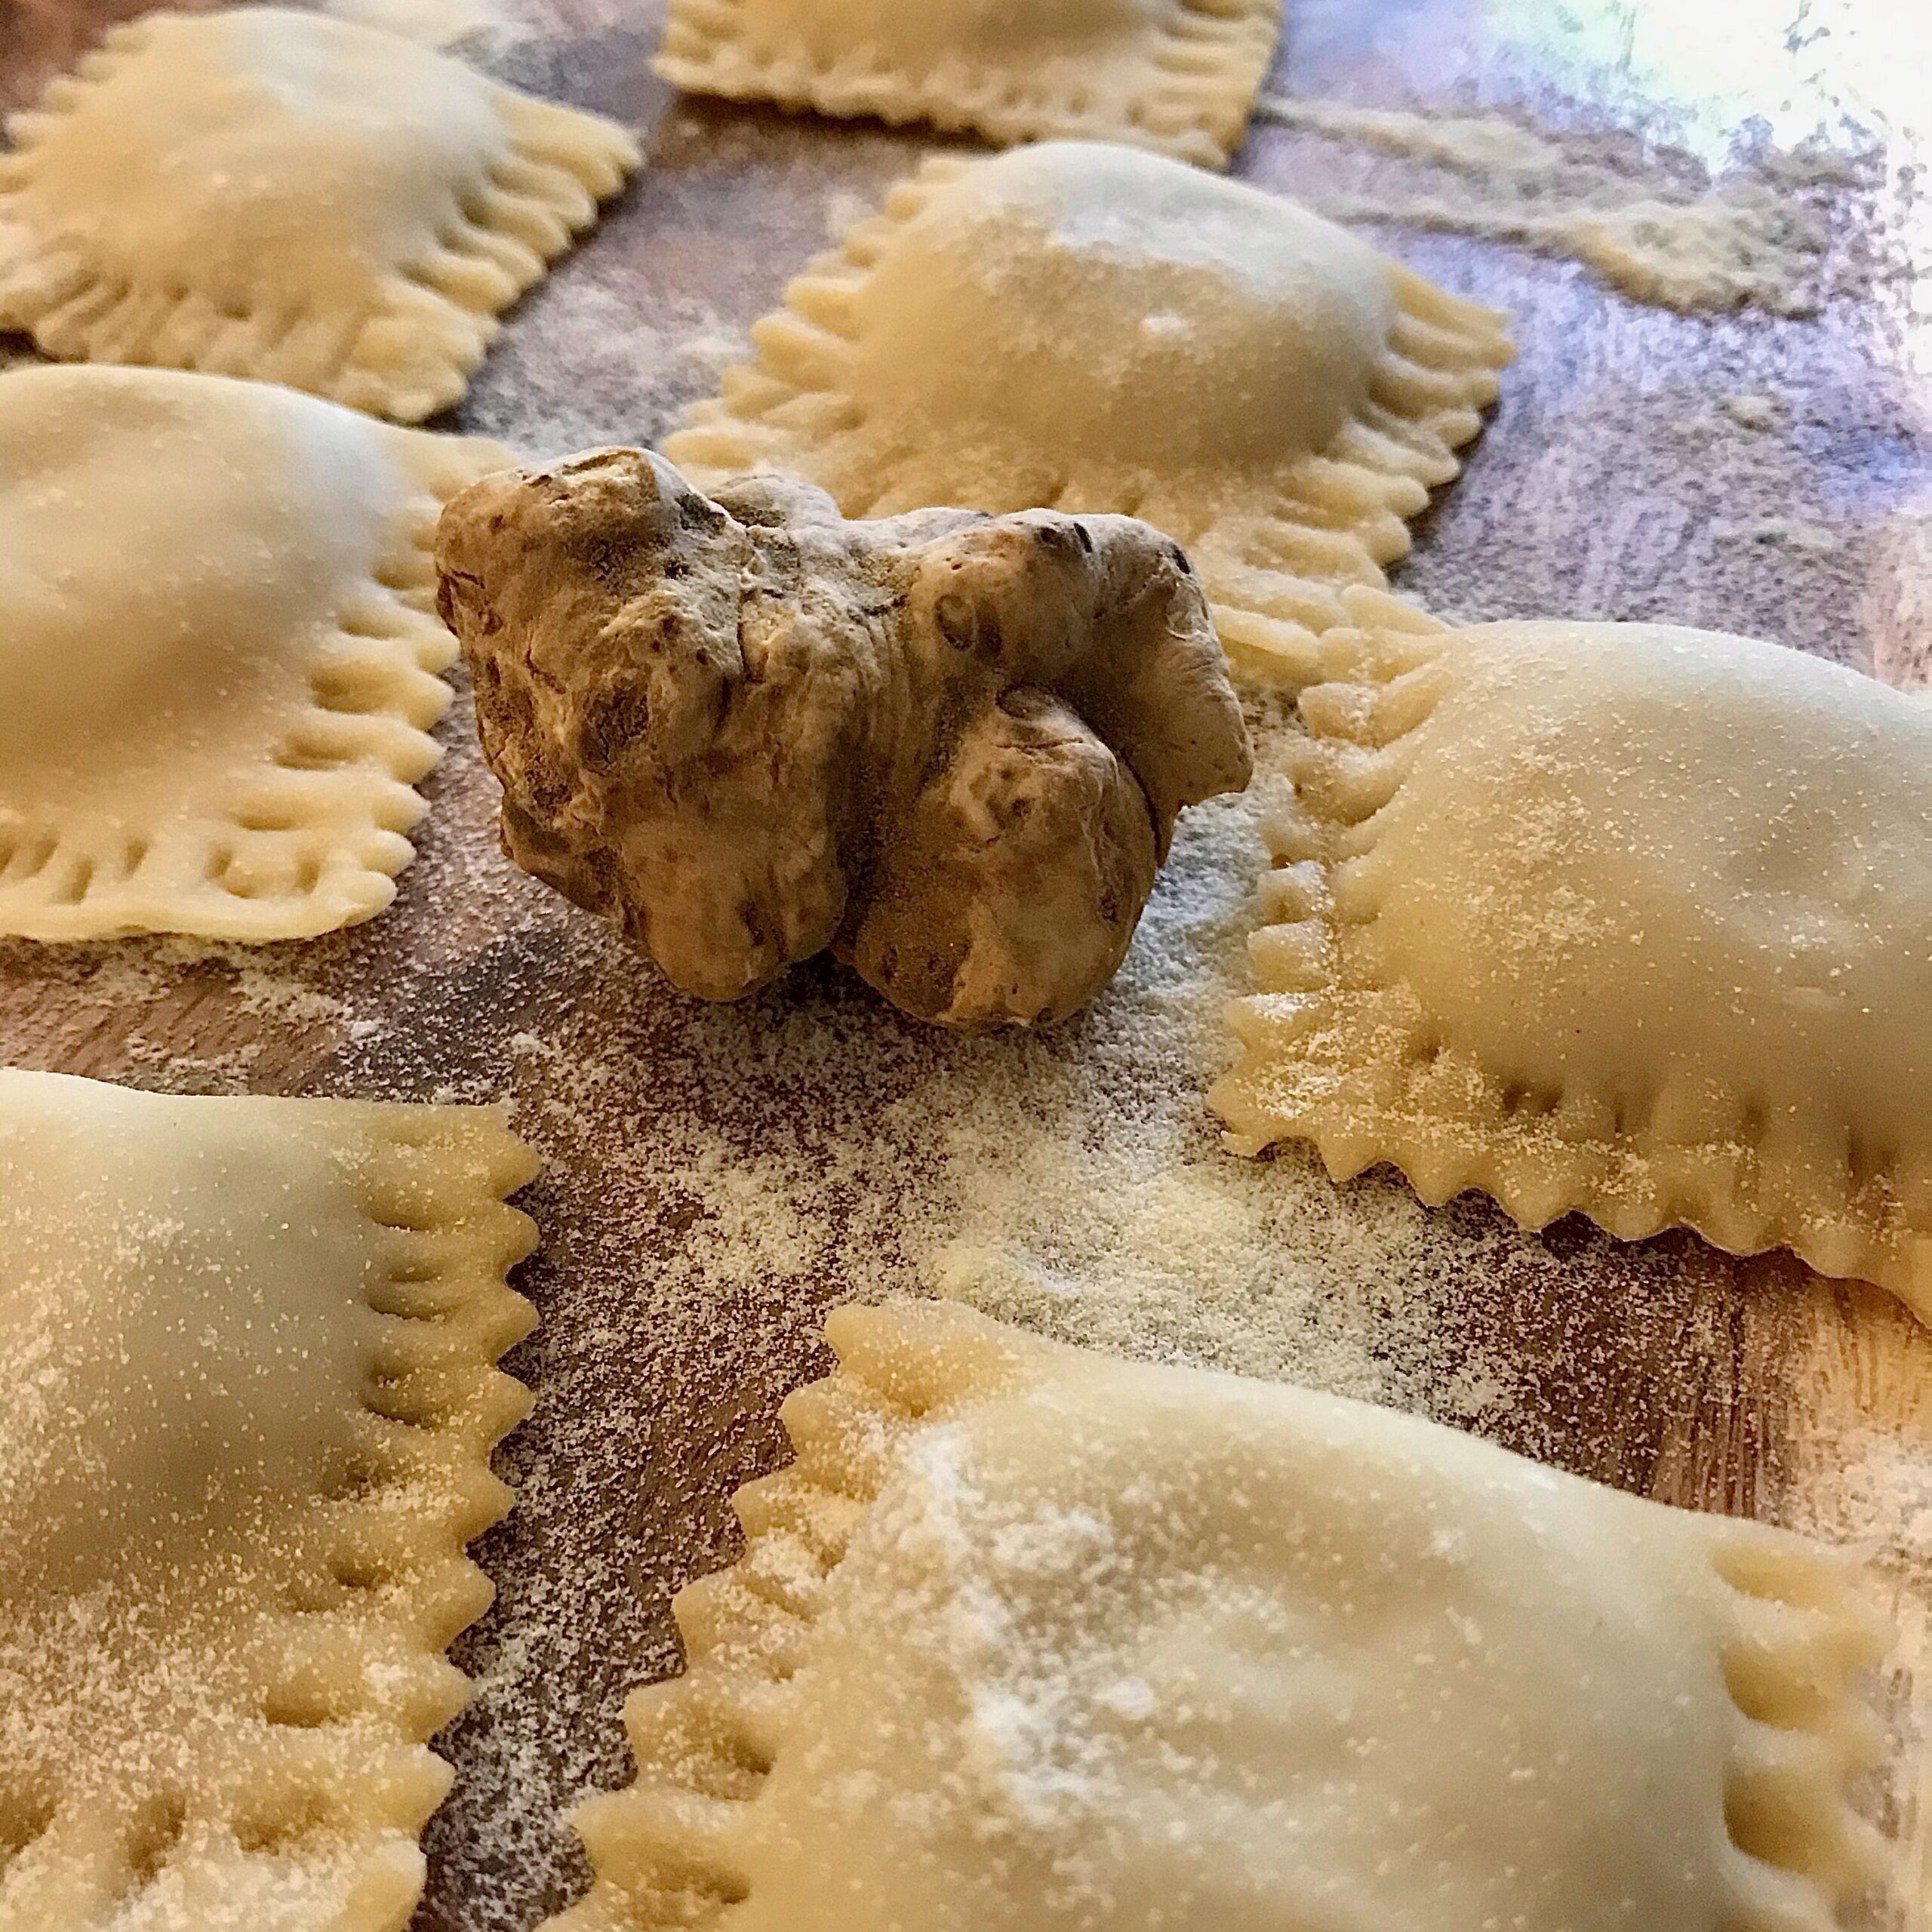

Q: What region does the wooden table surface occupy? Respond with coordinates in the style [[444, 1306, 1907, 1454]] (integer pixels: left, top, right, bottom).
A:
[[3, 1, 1929, 1927]]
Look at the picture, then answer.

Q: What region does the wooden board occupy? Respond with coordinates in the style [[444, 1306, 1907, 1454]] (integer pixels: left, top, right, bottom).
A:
[[2, 2, 1927, 1927]]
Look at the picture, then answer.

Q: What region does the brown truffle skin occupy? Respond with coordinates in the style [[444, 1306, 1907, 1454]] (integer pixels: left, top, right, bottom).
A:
[[435, 449, 1251, 1028]]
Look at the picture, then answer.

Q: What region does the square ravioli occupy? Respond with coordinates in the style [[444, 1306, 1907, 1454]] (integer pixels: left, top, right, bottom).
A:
[[653, 0, 1284, 168], [550, 1299, 1887, 1932], [0, 1069, 539, 1932], [664, 142, 1512, 685], [0, 6, 638, 423], [0, 363, 511, 942], [1214, 591, 1932, 1321]]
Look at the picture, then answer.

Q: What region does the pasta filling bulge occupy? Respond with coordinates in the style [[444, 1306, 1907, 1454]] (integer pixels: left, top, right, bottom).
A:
[[0, 1069, 540, 1931], [547, 1300, 1887, 1932], [0, 7, 638, 422], [0, 364, 512, 941], [1216, 589, 1932, 1320]]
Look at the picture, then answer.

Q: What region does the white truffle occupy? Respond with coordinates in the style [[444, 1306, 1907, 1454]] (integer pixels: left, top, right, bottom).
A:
[[435, 451, 1251, 1027]]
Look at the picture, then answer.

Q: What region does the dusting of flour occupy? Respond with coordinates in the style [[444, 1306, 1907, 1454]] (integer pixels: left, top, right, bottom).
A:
[[1254, 96, 1854, 315]]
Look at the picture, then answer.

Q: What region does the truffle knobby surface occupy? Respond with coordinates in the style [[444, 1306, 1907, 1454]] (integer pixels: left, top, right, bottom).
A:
[[435, 450, 1253, 1027]]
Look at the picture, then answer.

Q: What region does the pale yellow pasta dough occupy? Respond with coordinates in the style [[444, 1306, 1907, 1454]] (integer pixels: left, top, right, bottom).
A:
[[0, 7, 638, 421], [0, 1069, 539, 1932], [665, 143, 1512, 685], [552, 1299, 1887, 1932], [1215, 591, 1932, 1320], [654, 0, 1281, 167], [0, 363, 512, 941]]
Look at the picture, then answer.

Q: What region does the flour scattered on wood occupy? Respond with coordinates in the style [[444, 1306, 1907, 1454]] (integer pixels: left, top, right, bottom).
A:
[[1253, 97, 1569, 180], [1720, 392, 1784, 430], [1552, 189, 1827, 315], [1254, 95, 1860, 316], [487, 720, 1548, 1419], [675, 330, 751, 377], [823, 189, 876, 238]]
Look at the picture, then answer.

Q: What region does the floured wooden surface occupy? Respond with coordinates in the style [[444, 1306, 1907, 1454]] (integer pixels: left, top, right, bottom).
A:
[[3, 2, 1929, 1927]]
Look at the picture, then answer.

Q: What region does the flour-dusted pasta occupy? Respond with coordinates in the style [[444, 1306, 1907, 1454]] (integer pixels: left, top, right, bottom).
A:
[[1216, 591, 1932, 1320], [665, 143, 1512, 685], [0, 7, 638, 422], [0, 1069, 539, 1931], [0, 365, 511, 940], [549, 1299, 1887, 1932], [654, 0, 1282, 168]]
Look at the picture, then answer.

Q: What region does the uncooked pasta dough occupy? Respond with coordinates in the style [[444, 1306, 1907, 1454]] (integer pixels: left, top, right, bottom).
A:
[[0, 364, 509, 940], [551, 1298, 1885, 1930], [653, 0, 1281, 167], [0, 7, 638, 420], [1217, 589, 1932, 1322], [0, 1069, 540, 1930]]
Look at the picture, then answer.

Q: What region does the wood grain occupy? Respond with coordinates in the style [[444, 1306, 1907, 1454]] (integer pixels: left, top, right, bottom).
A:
[[2, 1, 1927, 1927]]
